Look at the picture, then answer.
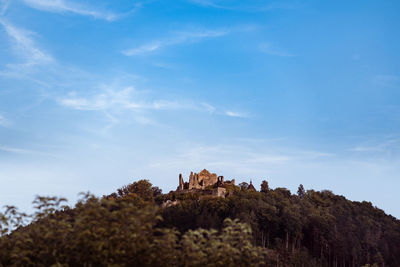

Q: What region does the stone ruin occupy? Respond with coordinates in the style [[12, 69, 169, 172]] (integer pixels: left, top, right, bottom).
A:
[[177, 169, 236, 197]]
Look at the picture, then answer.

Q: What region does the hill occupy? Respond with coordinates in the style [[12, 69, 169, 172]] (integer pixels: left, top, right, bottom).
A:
[[0, 174, 399, 266]]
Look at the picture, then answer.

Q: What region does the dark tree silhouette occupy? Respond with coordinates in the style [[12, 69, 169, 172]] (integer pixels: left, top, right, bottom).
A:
[[261, 180, 269, 193], [297, 184, 305, 198]]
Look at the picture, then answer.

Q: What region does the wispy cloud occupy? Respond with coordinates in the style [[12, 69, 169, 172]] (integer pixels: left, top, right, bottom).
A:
[[0, 19, 53, 67], [146, 141, 335, 179], [201, 103, 216, 113], [0, 145, 58, 157], [187, 0, 301, 12], [148, 143, 291, 173], [187, 0, 224, 9], [0, 145, 36, 154], [122, 29, 229, 56], [224, 110, 248, 118], [58, 87, 140, 111], [57, 85, 248, 125], [58, 96, 108, 111], [151, 62, 176, 69], [21, 0, 124, 21], [123, 43, 162, 56], [349, 137, 400, 155], [0, 0, 10, 15], [57, 86, 192, 112], [259, 42, 295, 57], [0, 114, 10, 127], [57, 86, 199, 127], [201, 103, 248, 118]]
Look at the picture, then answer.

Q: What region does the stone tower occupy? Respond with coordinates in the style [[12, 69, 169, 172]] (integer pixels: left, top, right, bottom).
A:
[[178, 173, 184, 190]]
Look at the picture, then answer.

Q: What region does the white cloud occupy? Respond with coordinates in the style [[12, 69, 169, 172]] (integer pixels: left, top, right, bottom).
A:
[[349, 137, 400, 155], [147, 143, 286, 172], [152, 100, 188, 110], [201, 103, 216, 113], [0, 114, 10, 126], [350, 146, 383, 153], [58, 87, 140, 111], [59, 85, 177, 111], [151, 62, 175, 69], [122, 29, 229, 56], [0, 145, 36, 154], [187, 0, 300, 12], [259, 42, 295, 57], [146, 142, 335, 180], [57, 85, 249, 125], [0, 0, 10, 15], [0, 145, 59, 157], [187, 0, 224, 9], [124, 43, 162, 56], [224, 110, 248, 118], [57, 86, 208, 128], [21, 0, 121, 21], [0, 19, 53, 67], [57, 86, 199, 114], [59, 97, 105, 111]]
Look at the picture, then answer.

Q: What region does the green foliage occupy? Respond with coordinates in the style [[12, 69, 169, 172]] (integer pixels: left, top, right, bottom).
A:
[[297, 184, 305, 198], [160, 182, 400, 267], [260, 180, 269, 193], [0, 180, 274, 266], [0, 193, 165, 266], [1, 178, 399, 267], [238, 182, 249, 190], [181, 218, 272, 267], [111, 179, 158, 201]]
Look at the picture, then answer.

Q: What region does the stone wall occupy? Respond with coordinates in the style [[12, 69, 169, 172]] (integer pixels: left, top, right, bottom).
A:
[[178, 169, 220, 190], [212, 187, 226, 197], [198, 169, 218, 188], [177, 169, 236, 198]]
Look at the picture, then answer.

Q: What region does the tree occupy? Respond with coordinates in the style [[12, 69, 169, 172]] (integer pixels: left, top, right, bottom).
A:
[[116, 179, 155, 202], [261, 180, 269, 193], [180, 218, 273, 267], [297, 184, 305, 198], [239, 182, 249, 190], [152, 186, 162, 197], [2, 178, 400, 267]]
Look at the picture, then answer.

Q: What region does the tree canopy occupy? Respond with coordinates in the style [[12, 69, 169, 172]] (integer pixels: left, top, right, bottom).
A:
[[0, 179, 399, 266]]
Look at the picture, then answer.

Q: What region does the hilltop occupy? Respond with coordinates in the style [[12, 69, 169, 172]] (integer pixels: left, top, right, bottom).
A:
[[1, 170, 399, 266]]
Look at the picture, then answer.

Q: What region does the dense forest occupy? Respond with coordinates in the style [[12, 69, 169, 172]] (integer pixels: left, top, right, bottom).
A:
[[1, 178, 399, 266]]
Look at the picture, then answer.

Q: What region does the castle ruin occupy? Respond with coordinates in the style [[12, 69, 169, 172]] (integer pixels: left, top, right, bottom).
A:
[[177, 169, 235, 197]]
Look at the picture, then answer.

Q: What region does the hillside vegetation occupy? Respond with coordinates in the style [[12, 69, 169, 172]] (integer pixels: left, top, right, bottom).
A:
[[1, 179, 399, 266]]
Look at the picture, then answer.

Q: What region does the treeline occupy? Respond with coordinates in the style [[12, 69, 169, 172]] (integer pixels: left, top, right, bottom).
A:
[[0, 179, 399, 266], [158, 181, 400, 266]]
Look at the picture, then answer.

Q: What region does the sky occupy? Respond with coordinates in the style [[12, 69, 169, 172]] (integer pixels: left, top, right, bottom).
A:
[[0, 0, 400, 217]]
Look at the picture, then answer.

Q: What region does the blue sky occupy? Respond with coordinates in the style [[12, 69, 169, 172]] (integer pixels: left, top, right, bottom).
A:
[[0, 0, 400, 217]]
